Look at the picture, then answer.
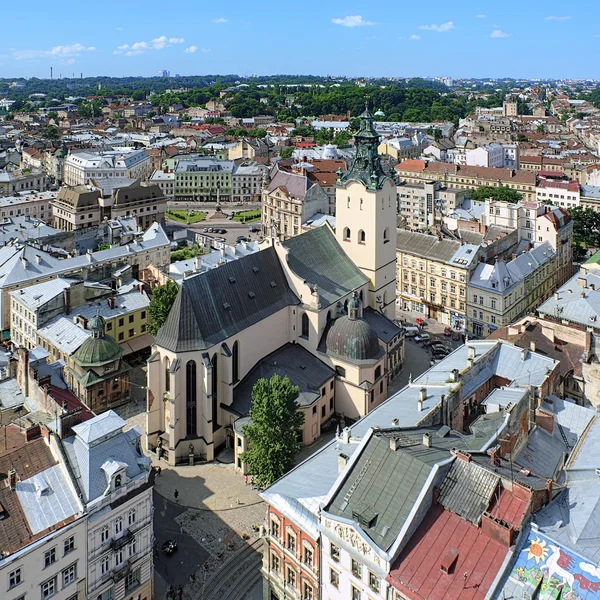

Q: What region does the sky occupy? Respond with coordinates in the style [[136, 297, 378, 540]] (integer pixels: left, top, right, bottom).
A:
[[1, 0, 599, 80]]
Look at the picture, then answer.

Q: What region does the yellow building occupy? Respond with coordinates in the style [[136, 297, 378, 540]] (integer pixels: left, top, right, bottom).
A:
[[396, 230, 481, 331]]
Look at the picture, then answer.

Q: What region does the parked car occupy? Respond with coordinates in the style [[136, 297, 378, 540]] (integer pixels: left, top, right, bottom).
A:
[[219, 229, 227, 234], [443, 327, 452, 336], [202, 227, 208, 233], [207, 227, 214, 233], [404, 326, 420, 338], [452, 332, 461, 341], [414, 333, 431, 343], [249, 225, 260, 233], [236, 236, 249, 243]]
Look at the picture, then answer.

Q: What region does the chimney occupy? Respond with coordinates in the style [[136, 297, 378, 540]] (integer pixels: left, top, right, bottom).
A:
[[341, 427, 351, 444], [390, 437, 400, 451], [423, 432, 432, 448], [63, 287, 71, 315], [489, 446, 500, 467], [467, 346, 475, 360], [581, 291, 586, 299], [578, 276, 587, 288], [338, 453, 349, 472], [554, 292, 559, 300], [530, 341, 536, 353], [8, 467, 17, 490], [451, 368, 459, 382], [35, 254, 41, 265], [420, 387, 427, 402], [21, 257, 27, 269], [591, 283, 596, 291], [546, 479, 553, 496], [108, 296, 116, 309], [521, 348, 527, 361], [456, 450, 472, 462]]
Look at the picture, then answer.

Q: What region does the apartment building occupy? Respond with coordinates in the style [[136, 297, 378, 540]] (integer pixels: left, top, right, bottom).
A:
[[106, 183, 167, 229], [0, 169, 46, 196], [468, 241, 557, 337], [396, 231, 480, 331], [10, 277, 151, 358], [0, 222, 169, 333], [397, 181, 467, 231], [148, 170, 175, 197], [0, 190, 55, 220], [395, 160, 537, 201], [64, 150, 152, 187], [0, 426, 87, 600], [52, 186, 102, 231], [482, 199, 573, 285], [536, 177, 580, 208], [62, 411, 154, 600], [261, 163, 329, 239]]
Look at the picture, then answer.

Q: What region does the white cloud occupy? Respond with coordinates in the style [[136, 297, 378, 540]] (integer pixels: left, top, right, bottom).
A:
[[410, 34, 421, 40], [419, 21, 455, 32], [184, 45, 198, 53], [213, 17, 228, 23], [490, 29, 511, 38], [13, 43, 95, 61], [200, 48, 211, 53], [115, 36, 184, 55], [331, 15, 375, 27], [545, 15, 572, 20], [476, 14, 487, 18]]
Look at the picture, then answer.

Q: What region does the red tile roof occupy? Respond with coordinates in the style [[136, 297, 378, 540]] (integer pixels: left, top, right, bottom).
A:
[[49, 385, 95, 422], [387, 504, 509, 600], [487, 488, 527, 529]]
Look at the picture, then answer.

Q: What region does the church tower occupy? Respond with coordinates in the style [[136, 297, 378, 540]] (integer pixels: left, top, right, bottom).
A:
[[335, 105, 397, 319]]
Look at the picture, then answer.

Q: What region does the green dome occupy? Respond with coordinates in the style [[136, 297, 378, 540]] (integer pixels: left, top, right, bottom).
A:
[[73, 334, 122, 367], [326, 315, 381, 362], [89, 313, 105, 331]]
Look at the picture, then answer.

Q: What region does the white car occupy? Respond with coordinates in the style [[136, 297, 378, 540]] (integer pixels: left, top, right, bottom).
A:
[[414, 333, 431, 343]]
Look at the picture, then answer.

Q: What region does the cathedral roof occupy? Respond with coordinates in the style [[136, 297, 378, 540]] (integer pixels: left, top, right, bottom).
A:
[[282, 226, 369, 308], [155, 247, 299, 353]]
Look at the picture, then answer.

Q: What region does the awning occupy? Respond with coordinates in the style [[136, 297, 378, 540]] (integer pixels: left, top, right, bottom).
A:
[[120, 333, 155, 356]]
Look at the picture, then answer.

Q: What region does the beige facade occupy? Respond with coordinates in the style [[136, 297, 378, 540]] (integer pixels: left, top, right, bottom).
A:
[[107, 183, 167, 229], [0, 190, 55, 220], [52, 186, 102, 231], [0, 169, 46, 196], [335, 178, 398, 319]]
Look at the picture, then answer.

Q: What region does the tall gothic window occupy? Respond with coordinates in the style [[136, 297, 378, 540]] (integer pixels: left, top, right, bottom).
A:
[[164, 357, 170, 393], [186, 360, 197, 437], [301, 313, 309, 339], [211, 353, 219, 432], [232, 341, 239, 384], [383, 227, 390, 243]]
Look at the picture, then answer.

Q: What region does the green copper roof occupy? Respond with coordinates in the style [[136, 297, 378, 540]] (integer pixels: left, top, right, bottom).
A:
[[585, 251, 600, 265], [72, 331, 122, 367], [337, 104, 392, 190]]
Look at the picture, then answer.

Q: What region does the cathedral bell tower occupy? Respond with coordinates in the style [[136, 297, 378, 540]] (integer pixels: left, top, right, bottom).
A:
[[335, 104, 397, 319]]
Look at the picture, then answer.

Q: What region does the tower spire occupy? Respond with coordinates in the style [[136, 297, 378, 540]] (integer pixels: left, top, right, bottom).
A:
[[337, 102, 388, 190]]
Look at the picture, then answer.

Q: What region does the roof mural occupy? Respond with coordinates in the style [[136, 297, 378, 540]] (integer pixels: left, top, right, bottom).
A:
[[505, 528, 600, 599]]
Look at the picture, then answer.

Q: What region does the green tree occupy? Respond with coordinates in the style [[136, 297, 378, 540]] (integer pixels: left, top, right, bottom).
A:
[[148, 280, 179, 335], [536, 123, 545, 133], [279, 146, 294, 159], [43, 125, 60, 140], [291, 124, 315, 138], [516, 133, 528, 142], [469, 186, 523, 203], [242, 375, 305, 488]]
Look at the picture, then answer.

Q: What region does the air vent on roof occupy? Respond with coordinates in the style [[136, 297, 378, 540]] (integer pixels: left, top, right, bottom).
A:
[[300, 365, 306, 370], [248, 292, 255, 299], [252, 266, 259, 273], [228, 276, 236, 284], [222, 302, 231, 310], [270, 281, 277, 288]]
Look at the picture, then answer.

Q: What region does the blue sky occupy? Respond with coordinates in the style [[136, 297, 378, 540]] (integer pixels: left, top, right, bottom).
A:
[[1, 0, 599, 79]]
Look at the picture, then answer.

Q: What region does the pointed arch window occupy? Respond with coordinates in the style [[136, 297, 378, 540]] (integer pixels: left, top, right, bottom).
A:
[[186, 360, 197, 437], [164, 357, 170, 393], [232, 341, 239, 384], [301, 313, 309, 339]]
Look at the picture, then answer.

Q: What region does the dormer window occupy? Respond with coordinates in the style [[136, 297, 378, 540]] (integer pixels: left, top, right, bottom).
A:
[[115, 474, 122, 488]]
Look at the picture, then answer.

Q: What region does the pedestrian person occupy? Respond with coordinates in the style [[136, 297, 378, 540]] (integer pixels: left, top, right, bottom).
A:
[[174, 489, 179, 502], [244, 474, 248, 485], [157, 466, 162, 476]]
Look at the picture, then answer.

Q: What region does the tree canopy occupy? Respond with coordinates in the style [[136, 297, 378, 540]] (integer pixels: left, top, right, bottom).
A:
[[242, 374, 305, 488], [147, 280, 179, 336], [469, 185, 523, 203], [570, 206, 600, 260]]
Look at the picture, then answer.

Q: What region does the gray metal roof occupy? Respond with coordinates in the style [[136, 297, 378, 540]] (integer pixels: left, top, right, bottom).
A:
[[282, 226, 369, 308], [156, 246, 299, 353], [16, 464, 81, 534], [438, 458, 500, 524], [540, 395, 595, 449], [396, 230, 460, 264], [538, 269, 600, 329], [10, 277, 76, 310], [64, 411, 148, 503], [326, 428, 467, 551], [362, 307, 402, 344], [515, 425, 567, 479], [229, 343, 335, 416]]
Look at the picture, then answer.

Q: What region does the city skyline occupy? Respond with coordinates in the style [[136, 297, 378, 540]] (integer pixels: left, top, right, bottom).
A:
[[1, 0, 599, 79]]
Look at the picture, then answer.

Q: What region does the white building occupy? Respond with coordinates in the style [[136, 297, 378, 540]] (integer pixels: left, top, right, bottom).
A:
[[536, 177, 580, 208], [61, 411, 154, 600], [0, 427, 87, 600], [64, 150, 152, 187]]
